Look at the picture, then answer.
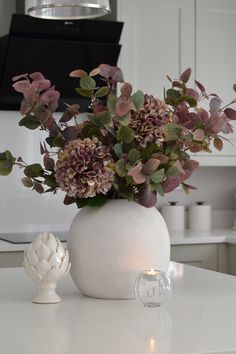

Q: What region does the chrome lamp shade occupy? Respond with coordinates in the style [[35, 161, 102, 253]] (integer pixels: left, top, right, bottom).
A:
[[25, 0, 111, 19]]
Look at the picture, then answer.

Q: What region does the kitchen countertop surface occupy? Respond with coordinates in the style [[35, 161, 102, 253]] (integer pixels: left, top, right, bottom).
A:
[[1, 229, 236, 252], [0, 262, 236, 354]]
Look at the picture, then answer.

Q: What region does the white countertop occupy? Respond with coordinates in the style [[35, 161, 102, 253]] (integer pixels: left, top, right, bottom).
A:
[[1, 229, 236, 252], [0, 262, 236, 354], [170, 228, 236, 245]]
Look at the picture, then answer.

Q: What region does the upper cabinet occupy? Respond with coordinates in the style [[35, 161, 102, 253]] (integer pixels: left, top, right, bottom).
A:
[[117, 0, 236, 166], [117, 0, 195, 94]]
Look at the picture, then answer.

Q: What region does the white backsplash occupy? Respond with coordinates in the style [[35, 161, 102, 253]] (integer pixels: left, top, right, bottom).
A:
[[0, 110, 235, 232], [0, 111, 77, 233]]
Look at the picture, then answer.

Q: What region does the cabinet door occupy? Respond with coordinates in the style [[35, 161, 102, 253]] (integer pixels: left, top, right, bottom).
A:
[[117, 0, 195, 95], [171, 244, 218, 271], [195, 0, 236, 165]]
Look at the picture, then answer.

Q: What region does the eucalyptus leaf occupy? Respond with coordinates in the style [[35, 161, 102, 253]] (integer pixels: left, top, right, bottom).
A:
[[131, 90, 144, 111], [94, 86, 109, 98], [80, 76, 96, 90], [115, 112, 131, 126], [115, 159, 127, 177], [107, 95, 118, 113], [75, 87, 93, 98], [21, 176, 33, 188], [76, 195, 107, 208], [24, 164, 44, 178], [156, 183, 165, 196], [44, 174, 58, 188], [0, 150, 16, 176], [150, 168, 165, 184], [19, 115, 41, 130], [166, 89, 181, 101], [93, 111, 111, 126], [163, 123, 182, 141], [128, 148, 141, 162], [114, 143, 123, 157], [117, 126, 134, 144]]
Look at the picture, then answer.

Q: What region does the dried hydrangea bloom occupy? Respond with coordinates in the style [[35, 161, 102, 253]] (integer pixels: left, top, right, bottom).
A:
[[130, 94, 174, 147], [55, 137, 115, 199]]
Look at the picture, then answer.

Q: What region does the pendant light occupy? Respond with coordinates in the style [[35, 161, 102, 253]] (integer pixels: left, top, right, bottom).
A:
[[25, 0, 111, 20]]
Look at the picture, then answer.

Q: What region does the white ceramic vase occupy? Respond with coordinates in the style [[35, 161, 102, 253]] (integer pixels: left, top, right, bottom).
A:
[[67, 200, 170, 299]]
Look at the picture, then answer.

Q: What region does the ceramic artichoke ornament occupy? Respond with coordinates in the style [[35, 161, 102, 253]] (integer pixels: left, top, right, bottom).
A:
[[24, 232, 71, 304]]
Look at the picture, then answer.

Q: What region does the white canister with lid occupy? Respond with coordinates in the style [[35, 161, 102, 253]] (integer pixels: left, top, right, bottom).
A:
[[188, 201, 211, 230], [161, 202, 185, 232]]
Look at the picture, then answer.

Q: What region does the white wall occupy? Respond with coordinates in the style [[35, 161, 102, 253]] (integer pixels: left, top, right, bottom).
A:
[[0, 111, 77, 233], [0, 0, 16, 36]]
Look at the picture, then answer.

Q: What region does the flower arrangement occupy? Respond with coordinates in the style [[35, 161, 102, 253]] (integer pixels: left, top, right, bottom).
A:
[[0, 64, 235, 208]]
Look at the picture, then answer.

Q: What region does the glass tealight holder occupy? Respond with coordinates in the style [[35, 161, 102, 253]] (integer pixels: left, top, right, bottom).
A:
[[135, 269, 172, 307]]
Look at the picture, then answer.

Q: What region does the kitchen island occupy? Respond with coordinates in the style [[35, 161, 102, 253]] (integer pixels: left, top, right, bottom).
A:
[[0, 262, 236, 354]]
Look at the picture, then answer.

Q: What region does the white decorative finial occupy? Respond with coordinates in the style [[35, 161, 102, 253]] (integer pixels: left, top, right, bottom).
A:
[[24, 232, 71, 304]]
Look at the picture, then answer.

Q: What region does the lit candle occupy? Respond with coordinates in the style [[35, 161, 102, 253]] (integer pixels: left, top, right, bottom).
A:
[[144, 269, 160, 281], [148, 336, 157, 353]]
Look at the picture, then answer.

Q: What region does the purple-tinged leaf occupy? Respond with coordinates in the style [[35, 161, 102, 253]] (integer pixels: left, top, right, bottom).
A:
[[62, 126, 78, 141], [89, 68, 100, 77], [220, 119, 233, 134], [184, 159, 199, 172], [21, 176, 33, 188], [32, 79, 51, 92], [180, 68, 191, 83], [137, 186, 157, 208], [224, 108, 236, 120], [182, 182, 197, 193], [59, 104, 80, 123], [142, 159, 160, 175], [33, 182, 44, 194], [175, 160, 185, 174], [161, 176, 181, 193], [43, 155, 55, 170], [64, 195, 76, 205], [29, 72, 45, 81], [40, 142, 45, 155], [110, 66, 124, 83], [193, 128, 205, 141], [151, 153, 169, 165], [166, 75, 172, 83], [209, 97, 222, 115], [12, 80, 30, 93], [186, 88, 199, 101], [213, 137, 223, 151], [12, 73, 28, 82], [98, 64, 112, 79], [116, 96, 131, 117], [69, 69, 88, 78], [120, 83, 133, 97], [127, 162, 146, 184], [40, 89, 60, 112], [195, 80, 205, 93]]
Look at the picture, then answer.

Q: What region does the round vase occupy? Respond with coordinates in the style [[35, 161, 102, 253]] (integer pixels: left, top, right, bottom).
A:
[[67, 199, 170, 299]]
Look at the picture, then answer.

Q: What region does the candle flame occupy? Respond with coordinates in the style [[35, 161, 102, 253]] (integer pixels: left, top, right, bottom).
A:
[[148, 336, 157, 353]]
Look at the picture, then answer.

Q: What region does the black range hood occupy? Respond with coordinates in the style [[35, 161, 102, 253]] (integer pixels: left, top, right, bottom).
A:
[[0, 14, 123, 111]]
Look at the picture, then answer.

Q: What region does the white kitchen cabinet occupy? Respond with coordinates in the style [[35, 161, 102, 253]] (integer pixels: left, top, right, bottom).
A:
[[227, 244, 236, 275], [193, 0, 236, 166], [117, 0, 195, 95], [170, 243, 228, 272], [117, 0, 236, 166], [0, 252, 24, 268]]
